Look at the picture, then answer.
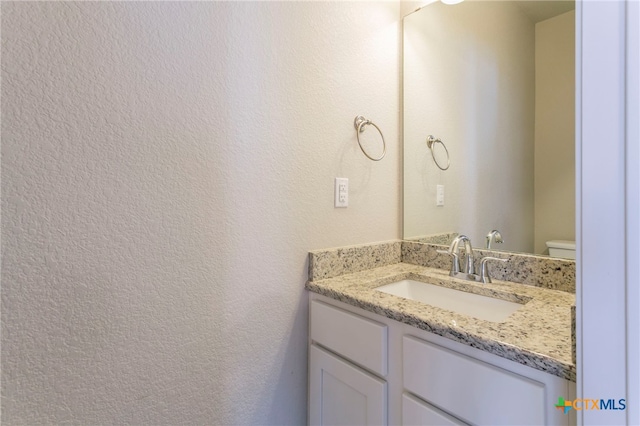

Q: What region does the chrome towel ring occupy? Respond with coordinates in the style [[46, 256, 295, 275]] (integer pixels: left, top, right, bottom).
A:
[[426, 135, 450, 171], [354, 115, 386, 161]]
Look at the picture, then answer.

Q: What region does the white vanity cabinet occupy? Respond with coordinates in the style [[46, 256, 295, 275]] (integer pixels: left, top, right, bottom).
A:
[[403, 336, 546, 425], [402, 392, 466, 426], [308, 300, 388, 425], [309, 345, 387, 426], [308, 293, 576, 426]]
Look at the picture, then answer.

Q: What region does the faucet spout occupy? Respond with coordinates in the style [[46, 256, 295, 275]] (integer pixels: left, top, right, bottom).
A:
[[449, 235, 475, 275], [486, 230, 504, 249]]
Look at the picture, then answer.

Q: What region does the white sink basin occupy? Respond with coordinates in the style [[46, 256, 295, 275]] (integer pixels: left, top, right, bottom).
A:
[[375, 279, 523, 322]]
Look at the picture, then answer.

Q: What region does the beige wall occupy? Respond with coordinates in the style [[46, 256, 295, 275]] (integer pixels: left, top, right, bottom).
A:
[[403, 1, 535, 252], [534, 11, 576, 254], [1, 2, 400, 424]]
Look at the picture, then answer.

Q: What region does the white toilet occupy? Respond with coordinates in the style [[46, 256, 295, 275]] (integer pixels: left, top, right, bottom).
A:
[[545, 240, 576, 259]]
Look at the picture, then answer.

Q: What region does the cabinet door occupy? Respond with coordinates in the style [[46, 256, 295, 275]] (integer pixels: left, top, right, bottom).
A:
[[309, 345, 387, 426]]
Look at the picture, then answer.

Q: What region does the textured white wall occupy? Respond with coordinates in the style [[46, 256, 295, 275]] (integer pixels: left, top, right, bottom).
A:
[[403, 0, 535, 252], [1, 2, 400, 424], [534, 11, 576, 254]]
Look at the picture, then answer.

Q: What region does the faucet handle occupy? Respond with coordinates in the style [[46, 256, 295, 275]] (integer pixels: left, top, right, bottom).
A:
[[479, 256, 508, 283], [437, 249, 461, 274]]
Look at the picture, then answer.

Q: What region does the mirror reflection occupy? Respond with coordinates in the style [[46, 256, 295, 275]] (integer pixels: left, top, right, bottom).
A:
[[403, 0, 575, 256]]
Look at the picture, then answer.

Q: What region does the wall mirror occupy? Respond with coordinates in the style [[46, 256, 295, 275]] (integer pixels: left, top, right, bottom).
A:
[[403, 0, 575, 255]]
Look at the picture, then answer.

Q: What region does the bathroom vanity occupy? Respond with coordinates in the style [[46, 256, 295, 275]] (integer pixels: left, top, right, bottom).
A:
[[306, 241, 576, 425]]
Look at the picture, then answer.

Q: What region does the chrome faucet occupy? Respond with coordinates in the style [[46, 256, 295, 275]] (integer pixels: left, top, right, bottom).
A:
[[486, 230, 504, 249], [437, 235, 475, 276], [438, 234, 508, 283], [451, 235, 475, 275]]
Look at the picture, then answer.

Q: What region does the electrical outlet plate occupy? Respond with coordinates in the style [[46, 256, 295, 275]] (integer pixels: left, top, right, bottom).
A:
[[436, 184, 445, 206], [335, 178, 348, 208]]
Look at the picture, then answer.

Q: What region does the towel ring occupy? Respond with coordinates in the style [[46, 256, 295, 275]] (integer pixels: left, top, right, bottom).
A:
[[426, 135, 450, 171], [354, 115, 386, 161]]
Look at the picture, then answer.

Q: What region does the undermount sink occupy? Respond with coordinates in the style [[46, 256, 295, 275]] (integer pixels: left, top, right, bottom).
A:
[[375, 279, 523, 322]]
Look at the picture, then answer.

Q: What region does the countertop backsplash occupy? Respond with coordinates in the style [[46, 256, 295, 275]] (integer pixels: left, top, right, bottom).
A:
[[310, 240, 575, 294]]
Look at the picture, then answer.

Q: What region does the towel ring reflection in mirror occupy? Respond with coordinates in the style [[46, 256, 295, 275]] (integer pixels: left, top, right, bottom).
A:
[[426, 135, 450, 171], [354, 115, 386, 161]]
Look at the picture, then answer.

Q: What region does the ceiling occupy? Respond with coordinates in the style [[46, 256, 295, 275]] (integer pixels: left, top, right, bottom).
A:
[[516, 0, 575, 23]]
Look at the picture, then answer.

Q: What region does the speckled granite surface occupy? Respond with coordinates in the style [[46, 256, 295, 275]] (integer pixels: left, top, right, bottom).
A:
[[308, 241, 401, 281], [402, 241, 576, 293], [405, 232, 458, 245], [306, 262, 576, 382]]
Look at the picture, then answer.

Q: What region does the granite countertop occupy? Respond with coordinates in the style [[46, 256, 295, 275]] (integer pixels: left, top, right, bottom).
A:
[[306, 262, 576, 382]]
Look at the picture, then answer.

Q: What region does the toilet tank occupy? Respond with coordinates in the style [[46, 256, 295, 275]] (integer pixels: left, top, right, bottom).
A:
[[546, 240, 576, 259]]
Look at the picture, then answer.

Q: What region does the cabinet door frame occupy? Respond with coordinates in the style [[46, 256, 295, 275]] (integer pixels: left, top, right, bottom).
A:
[[309, 344, 387, 426]]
